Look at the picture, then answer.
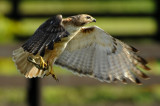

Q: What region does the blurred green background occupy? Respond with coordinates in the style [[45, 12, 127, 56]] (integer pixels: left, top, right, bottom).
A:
[[0, 0, 160, 106]]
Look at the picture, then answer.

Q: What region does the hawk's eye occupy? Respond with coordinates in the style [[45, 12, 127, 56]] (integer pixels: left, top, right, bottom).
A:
[[86, 16, 91, 19]]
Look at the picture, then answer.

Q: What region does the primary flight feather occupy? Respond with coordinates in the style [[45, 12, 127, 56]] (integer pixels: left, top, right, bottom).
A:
[[12, 14, 150, 84]]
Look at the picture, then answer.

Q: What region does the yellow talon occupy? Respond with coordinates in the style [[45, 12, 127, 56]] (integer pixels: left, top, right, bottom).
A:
[[52, 74, 59, 82], [45, 69, 51, 76], [40, 56, 47, 69], [49, 65, 59, 81], [27, 56, 58, 80]]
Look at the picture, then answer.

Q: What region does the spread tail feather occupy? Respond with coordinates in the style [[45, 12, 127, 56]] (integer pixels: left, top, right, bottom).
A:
[[12, 47, 46, 78]]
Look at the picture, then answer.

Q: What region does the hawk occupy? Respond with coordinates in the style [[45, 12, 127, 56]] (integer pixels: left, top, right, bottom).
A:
[[13, 14, 150, 84]]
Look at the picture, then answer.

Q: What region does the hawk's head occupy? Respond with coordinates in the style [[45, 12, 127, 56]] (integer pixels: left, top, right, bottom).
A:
[[69, 14, 96, 26]]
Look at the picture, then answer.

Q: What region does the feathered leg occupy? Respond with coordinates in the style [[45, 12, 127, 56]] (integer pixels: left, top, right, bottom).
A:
[[27, 55, 58, 81], [45, 63, 59, 81]]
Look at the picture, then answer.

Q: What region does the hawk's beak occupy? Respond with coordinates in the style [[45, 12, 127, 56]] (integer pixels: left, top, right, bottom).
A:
[[92, 19, 96, 22]]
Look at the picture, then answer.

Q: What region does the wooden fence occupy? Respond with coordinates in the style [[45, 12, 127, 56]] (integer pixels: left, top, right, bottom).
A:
[[1, 0, 160, 106]]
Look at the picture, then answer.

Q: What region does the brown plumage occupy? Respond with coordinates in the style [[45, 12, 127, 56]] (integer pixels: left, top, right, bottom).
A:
[[13, 14, 150, 84], [81, 27, 95, 33]]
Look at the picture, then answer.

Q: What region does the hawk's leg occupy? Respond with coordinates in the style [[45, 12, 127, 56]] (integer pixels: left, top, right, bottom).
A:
[[27, 56, 58, 80], [50, 65, 59, 81], [27, 56, 41, 69], [27, 56, 48, 71], [45, 64, 59, 81]]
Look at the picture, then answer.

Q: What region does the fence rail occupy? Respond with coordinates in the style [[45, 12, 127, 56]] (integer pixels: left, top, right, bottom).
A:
[[1, 44, 159, 58], [1, 0, 159, 106], [0, 75, 160, 87]]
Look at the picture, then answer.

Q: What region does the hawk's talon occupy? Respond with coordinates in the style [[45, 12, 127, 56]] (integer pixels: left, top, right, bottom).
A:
[[52, 74, 59, 82], [41, 61, 49, 71], [40, 56, 47, 69], [27, 56, 58, 80], [49, 65, 58, 81], [27, 56, 48, 71], [27, 56, 36, 64], [27, 56, 41, 69]]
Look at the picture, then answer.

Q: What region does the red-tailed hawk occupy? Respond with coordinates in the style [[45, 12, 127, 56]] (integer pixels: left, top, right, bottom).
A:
[[13, 14, 150, 84]]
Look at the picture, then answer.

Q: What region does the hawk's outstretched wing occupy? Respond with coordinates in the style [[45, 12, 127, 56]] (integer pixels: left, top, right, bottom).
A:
[[55, 26, 150, 84], [22, 15, 69, 57]]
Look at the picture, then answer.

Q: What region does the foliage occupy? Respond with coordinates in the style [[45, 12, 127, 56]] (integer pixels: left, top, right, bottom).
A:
[[0, 87, 26, 106], [0, 57, 18, 76], [0, 0, 159, 106], [19, 1, 154, 14], [42, 85, 160, 105], [0, 57, 159, 76]]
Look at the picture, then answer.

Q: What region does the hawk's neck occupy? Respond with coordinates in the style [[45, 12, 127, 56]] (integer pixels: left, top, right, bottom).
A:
[[62, 18, 81, 34]]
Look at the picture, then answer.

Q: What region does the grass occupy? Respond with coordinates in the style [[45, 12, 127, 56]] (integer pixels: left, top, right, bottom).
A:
[[0, 1, 11, 14], [0, 57, 18, 76], [89, 17, 156, 36], [0, 0, 157, 43], [0, 87, 26, 106], [148, 60, 160, 75], [1, 85, 160, 106], [0, 1, 159, 105], [0, 57, 159, 76], [0, 14, 16, 43], [19, 1, 155, 15], [17, 17, 156, 37], [0, 0, 155, 15], [42, 85, 160, 105], [0, 57, 72, 76]]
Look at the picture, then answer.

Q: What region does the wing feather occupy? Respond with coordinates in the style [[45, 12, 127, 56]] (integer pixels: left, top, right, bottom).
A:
[[55, 26, 150, 84], [22, 15, 69, 57]]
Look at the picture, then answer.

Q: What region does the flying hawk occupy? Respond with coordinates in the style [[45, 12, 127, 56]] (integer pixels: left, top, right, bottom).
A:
[[13, 14, 150, 84]]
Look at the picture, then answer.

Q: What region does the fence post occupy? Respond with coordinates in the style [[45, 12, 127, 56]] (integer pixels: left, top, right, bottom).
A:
[[10, 0, 41, 106], [155, 0, 160, 41], [10, 0, 21, 19], [27, 78, 41, 106]]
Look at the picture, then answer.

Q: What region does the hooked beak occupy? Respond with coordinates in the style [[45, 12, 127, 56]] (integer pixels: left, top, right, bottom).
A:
[[92, 19, 96, 22]]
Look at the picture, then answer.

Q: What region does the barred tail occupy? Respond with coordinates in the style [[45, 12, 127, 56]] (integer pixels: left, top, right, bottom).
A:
[[12, 47, 46, 78]]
